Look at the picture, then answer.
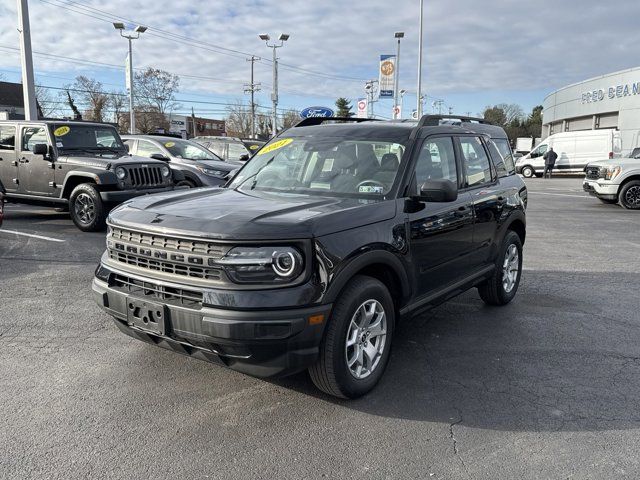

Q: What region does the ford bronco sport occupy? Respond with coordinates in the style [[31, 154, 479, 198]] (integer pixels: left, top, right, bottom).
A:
[[0, 120, 182, 231], [93, 115, 527, 398]]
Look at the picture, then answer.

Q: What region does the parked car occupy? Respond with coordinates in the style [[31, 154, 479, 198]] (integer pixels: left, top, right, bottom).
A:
[[516, 129, 622, 177], [193, 136, 252, 163], [93, 115, 527, 398], [241, 139, 266, 154], [122, 135, 238, 188], [0, 178, 5, 228], [583, 149, 640, 208], [0, 120, 182, 231]]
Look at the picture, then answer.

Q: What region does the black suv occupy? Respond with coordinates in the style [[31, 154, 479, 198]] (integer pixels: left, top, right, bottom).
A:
[[93, 116, 527, 398], [0, 121, 181, 231]]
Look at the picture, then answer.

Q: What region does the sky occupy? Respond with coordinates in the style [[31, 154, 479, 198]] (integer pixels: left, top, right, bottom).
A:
[[1, 0, 640, 122]]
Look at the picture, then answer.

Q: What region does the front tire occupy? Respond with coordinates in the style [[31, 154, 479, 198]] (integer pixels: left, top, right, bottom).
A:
[[69, 183, 106, 232], [309, 275, 395, 399], [176, 179, 197, 188], [478, 230, 523, 306], [521, 165, 535, 178], [619, 180, 640, 209]]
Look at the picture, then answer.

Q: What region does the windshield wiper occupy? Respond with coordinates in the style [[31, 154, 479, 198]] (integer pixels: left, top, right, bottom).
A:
[[236, 157, 275, 190]]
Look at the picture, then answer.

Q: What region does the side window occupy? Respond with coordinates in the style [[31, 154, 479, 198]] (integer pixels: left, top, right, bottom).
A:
[[458, 136, 493, 188], [136, 140, 163, 157], [206, 141, 226, 159], [0, 126, 16, 151], [414, 137, 457, 194], [531, 144, 547, 157], [487, 140, 508, 178], [21, 126, 48, 152], [493, 138, 515, 174], [123, 139, 135, 153]]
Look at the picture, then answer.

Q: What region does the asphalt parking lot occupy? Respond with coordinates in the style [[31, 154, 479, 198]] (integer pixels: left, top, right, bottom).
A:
[[1, 177, 639, 479]]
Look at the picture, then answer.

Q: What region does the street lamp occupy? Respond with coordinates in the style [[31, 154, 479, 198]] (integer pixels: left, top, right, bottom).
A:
[[259, 33, 289, 137], [393, 32, 404, 120], [417, 0, 424, 118], [114, 22, 146, 134]]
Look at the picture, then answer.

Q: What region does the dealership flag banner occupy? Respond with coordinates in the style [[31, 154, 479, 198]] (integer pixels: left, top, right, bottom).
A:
[[379, 55, 396, 98], [125, 53, 131, 92], [356, 98, 368, 118]]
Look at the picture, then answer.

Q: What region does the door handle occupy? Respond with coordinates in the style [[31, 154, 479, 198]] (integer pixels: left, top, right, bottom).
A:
[[454, 205, 469, 218], [19, 157, 29, 164]]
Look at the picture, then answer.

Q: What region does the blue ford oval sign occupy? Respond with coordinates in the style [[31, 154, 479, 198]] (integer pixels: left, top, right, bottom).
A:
[[299, 106, 334, 118]]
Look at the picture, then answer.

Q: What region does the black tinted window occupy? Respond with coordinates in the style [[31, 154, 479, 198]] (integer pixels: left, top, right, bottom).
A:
[[459, 136, 493, 187], [487, 140, 508, 178], [493, 138, 515, 174], [414, 137, 457, 194], [0, 126, 16, 151]]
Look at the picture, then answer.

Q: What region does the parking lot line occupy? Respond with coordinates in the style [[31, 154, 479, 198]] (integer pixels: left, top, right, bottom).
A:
[[0, 230, 66, 243], [527, 191, 589, 198]]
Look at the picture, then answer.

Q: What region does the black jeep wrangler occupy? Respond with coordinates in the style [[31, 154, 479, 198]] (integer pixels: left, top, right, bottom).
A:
[[93, 115, 527, 398], [0, 120, 181, 231]]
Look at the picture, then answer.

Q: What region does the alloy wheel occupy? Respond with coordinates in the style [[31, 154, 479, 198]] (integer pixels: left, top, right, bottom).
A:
[[624, 186, 640, 207], [502, 244, 520, 293], [345, 299, 387, 379], [74, 192, 96, 225]]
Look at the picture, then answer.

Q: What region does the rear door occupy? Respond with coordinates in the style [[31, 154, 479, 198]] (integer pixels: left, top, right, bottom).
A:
[[407, 135, 475, 296], [0, 124, 18, 193], [18, 125, 56, 196], [456, 135, 504, 268]]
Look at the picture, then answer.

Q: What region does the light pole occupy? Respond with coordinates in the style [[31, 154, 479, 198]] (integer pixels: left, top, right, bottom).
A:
[[259, 33, 289, 138], [16, 0, 37, 120], [417, 0, 424, 118], [399, 89, 406, 119], [113, 22, 147, 134], [393, 32, 404, 120]]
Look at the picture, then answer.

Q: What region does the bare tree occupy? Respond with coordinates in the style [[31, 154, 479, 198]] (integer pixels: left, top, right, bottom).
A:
[[134, 68, 180, 115], [225, 101, 252, 138], [109, 91, 126, 128], [65, 90, 82, 120], [119, 106, 169, 134], [281, 109, 300, 130], [495, 103, 524, 124], [34, 83, 57, 118], [256, 112, 273, 139], [62, 76, 108, 122]]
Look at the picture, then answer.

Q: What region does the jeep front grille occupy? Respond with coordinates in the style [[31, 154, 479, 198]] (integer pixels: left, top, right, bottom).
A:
[[111, 273, 203, 308], [125, 165, 165, 187]]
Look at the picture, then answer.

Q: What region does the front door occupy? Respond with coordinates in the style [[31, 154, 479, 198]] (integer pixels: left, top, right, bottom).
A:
[[407, 135, 475, 297], [0, 124, 18, 193], [18, 125, 56, 196]]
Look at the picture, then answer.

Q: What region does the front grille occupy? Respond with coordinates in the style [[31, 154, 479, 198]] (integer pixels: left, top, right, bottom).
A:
[[109, 250, 222, 280], [126, 165, 165, 187], [585, 166, 601, 180], [110, 227, 226, 257], [111, 273, 203, 308]]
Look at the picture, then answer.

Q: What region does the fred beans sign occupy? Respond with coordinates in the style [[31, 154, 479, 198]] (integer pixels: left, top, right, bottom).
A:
[[581, 82, 640, 103]]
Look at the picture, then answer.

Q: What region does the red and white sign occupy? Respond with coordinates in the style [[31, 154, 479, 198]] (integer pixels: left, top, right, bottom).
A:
[[393, 105, 401, 119], [356, 98, 368, 118]]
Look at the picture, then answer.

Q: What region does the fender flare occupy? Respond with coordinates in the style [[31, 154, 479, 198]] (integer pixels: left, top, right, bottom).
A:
[[61, 171, 116, 198], [323, 248, 411, 305]]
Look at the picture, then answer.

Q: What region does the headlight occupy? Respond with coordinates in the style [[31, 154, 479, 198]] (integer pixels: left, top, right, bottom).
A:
[[196, 166, 227, 177], [115, 167, 127, 179], [161, 166, 170, 177], [218, 246, 304, 284], [603, 166, 621, 180]]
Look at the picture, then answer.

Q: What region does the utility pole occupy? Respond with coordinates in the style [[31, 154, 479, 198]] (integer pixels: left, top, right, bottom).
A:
[[244, 56, 261, 139], [417, 0, 424, 118], [16, 0, 37, 120], [259, 33, 289, 138], [191, 106, 196, 138], [393, 32, 404, 120]]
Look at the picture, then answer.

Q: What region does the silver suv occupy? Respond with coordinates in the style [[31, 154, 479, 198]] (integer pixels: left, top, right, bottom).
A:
[[583, 150, 640, 209]]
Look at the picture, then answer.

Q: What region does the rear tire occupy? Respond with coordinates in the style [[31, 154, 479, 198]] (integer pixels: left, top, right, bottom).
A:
[[309, 275, 395, 399], [478, 231, 523, 306], [69, 183, 106, 232], [521, 166, 534, 178], [619, 180, 640, 209]]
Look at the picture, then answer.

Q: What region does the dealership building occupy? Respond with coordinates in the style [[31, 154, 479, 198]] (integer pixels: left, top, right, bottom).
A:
[[542, 66, 640, 154]]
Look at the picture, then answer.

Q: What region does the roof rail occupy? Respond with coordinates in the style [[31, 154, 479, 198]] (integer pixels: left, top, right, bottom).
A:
[[294, 117, 380, 128], [417, 114, 492, 128]]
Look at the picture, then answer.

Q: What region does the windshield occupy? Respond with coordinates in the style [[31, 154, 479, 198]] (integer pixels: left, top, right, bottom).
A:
[[229, 136, 406, 197], [228, 142, 250, 158], [52, 124, 125, 154], [162, 139, 223, 161]]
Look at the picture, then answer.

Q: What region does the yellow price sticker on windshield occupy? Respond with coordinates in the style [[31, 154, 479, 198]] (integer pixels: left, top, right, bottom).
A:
[[257, 138, 293, 155], [54, 126, 70, 136], [249, 145, 259, 150], [164, 142, 175, 148]]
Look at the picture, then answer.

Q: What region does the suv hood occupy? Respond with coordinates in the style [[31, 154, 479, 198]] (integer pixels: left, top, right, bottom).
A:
[[108, 187, 397, 240]]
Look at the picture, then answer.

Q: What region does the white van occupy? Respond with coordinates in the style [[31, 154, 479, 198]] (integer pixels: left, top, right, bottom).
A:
[[515, 130, 622, 177]]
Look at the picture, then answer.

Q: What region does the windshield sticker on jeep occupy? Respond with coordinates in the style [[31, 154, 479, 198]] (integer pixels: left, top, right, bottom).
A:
[[358, 185, 384, 194], [249, 145, 259, 150], [54, 126, 70, 136], [164, 142, 175, 148], [257, 138, 293, 155]]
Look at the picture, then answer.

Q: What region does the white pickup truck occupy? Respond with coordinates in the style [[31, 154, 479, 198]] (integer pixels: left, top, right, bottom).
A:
[[583, 150, 640, 209]]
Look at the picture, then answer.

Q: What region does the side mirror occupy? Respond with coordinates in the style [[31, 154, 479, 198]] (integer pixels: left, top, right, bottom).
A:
[[239, 154, 250, 162], [124, 144, 130, 153], [150, 153, 170, 161], [33, 143, 48, 155], [415, 179, 458, 202]]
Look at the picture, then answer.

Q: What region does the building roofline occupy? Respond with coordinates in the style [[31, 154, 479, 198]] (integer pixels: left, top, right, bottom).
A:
[[543, 65, 640, 102]]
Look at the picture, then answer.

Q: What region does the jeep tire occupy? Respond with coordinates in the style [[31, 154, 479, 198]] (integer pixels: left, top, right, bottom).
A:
[[176, 179, 197, 188], [69, 183, 107, 232], [309, 275, 395, 399], [478, 230, 523, 306], [619, 180, 640, 209]]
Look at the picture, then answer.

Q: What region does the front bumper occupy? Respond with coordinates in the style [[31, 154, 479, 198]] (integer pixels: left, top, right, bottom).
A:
[[99, 185, 178, 203], [92, 266, 332, 378], [582, 180, 619, 200]]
